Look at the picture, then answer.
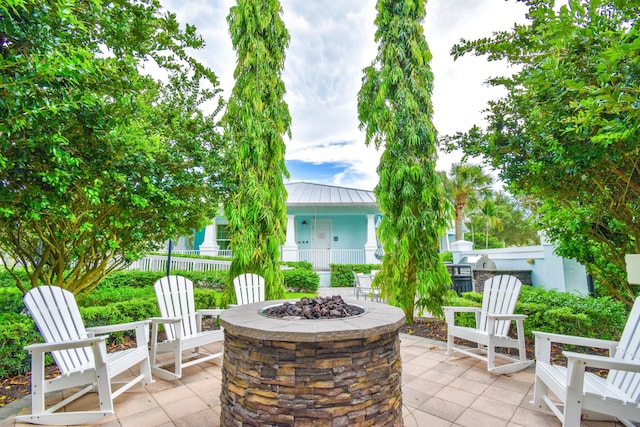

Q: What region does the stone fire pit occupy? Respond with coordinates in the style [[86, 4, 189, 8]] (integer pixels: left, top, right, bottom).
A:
[[219, 297, 405, 426]]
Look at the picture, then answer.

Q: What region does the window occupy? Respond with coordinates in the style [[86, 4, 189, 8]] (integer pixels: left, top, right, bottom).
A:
[[217, 224, 231, 250]]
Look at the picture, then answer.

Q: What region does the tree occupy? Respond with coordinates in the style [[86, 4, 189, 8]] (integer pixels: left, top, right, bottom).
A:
[[444, 163, 492, 241], [478, 198, 503, 249], [358, 0, 453, 322], [222, 0, 290, 302], [0, 0, 226, 295], [490, 192, 539, 247], [447, 0, 640, 305]]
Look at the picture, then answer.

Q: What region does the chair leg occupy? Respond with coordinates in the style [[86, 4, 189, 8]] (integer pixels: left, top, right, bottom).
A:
[[487, 344, 496, 372], [445, 333, 454, 356], [531, 375, 547, 409], [95, 362, 114, 413]]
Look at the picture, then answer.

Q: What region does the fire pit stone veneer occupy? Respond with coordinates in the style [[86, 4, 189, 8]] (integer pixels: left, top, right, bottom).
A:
[[219, 299, 405, 427]]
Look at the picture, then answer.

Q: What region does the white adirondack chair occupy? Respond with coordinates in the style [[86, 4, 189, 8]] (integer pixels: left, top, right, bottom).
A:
[[232, 273, 265, 305], [17, 286, 152, 425], [532, 254, 640, 427], [151, 275, 224, 380], [443, 274, 532, 374]]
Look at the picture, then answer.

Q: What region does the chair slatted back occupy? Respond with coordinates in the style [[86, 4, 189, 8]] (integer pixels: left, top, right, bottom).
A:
[[478, 275, 523, 337], [356, 273, 373, 287], [233, 274, 265, 305], [24, 286, 93, 375], [607, 298, 640, 403], [154, 275, 198, 341]]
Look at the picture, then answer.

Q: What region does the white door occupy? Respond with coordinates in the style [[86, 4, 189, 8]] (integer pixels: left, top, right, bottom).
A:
[[311, 219, 332, 270]]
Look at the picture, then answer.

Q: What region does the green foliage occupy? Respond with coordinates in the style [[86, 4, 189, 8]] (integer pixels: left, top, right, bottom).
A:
[[463, 233, 504, 249], [95, 270, 166, 289], [0, 312, 45, 377], [440, 252, 453, 263], [194, 289, 222, 309], [282, 269, 319, 293], [330, 264, 381, 287], [0, 0, 227, 296], [357, 0, 453, 322], [447, 1, 640, 306], [222, 0, 291, 303], [282, 261, 314, 271], [0, 286, 24, 313], [80, 298, 159, 329], [173, 270, 228, 291]]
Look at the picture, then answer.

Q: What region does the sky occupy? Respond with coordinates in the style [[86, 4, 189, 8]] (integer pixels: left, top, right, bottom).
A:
[[159, 0, 529, 191]]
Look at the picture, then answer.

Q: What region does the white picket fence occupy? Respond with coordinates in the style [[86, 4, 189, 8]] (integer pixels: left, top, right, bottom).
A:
[[127, 255, 231, 272]]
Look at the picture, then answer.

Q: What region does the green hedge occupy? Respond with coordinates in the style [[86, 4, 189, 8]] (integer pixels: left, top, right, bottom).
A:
[[329, 263, 381, 287], [0, 312, 45, 377], [282, 268, 319, 292]]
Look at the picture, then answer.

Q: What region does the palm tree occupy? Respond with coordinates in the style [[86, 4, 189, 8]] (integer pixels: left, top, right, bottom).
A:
[[445, 163, 492, 241], [479, 198, 503, 249]]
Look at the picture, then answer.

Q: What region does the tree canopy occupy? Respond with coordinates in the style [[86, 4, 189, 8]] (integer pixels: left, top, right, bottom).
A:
[[358, 0, 453, 322], [0, 0, 227, 294], [447, 0, 640, 305], [222, 0, 291, 302]]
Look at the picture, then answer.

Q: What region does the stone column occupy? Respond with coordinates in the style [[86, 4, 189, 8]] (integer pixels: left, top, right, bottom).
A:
[[199, 219, 219, 256], [281, 214, 298, 262]]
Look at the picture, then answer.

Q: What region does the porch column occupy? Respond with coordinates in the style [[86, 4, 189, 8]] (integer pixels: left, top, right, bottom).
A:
[[199, 219, 220, 256], [364, 214, 378, 264], [282, 214, 298, 262]]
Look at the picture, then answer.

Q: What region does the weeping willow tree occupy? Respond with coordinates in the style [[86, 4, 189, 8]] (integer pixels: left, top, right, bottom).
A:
[[222, 0, 291, 303], [358, 0, 453, 322]]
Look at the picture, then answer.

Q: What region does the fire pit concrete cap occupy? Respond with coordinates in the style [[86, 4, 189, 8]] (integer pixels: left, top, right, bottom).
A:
[[219, 299, 405, 342]]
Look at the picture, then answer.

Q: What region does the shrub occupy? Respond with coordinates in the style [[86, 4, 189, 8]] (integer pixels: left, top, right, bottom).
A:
[[0, 312, 46, 377], [0, 286, 26, 314], [440, 251, 453, 263], [94, 270, 165, 289], [283, 269, 319, 292], [329, 264, 381, 287], [282, 261, 314, 271], [194, 289, 222, 309], [175, 270, 227, 291], [80, 298, 159, 328]]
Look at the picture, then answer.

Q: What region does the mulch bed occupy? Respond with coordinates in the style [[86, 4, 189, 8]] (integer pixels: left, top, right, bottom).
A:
[[0, 317, 608, 408]]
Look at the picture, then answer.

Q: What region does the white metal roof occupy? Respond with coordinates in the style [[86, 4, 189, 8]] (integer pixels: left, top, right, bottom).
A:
[[285, 182, 377, 207]]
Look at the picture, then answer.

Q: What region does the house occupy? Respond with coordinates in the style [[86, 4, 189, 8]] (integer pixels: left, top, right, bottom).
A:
[[192, 182, 383, 271], [173, 181, 455, 276]]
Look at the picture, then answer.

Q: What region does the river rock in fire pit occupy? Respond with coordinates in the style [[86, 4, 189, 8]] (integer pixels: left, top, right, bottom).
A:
[[261, 295, 364, 319]]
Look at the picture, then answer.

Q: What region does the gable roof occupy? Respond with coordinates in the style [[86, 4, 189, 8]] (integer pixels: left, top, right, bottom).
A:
[[285, 182, 377, 207]]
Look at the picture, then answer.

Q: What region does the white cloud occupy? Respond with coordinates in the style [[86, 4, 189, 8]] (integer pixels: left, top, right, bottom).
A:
[[160, 0, 528, 190]]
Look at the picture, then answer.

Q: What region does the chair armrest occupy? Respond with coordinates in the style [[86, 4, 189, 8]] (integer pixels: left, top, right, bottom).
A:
[[533, 331, 618, 350], [87, 319, 150, 335], [198, 309, 225, 317], [149, 316, 182, 325], [24, 336, 107, 353], [442, 306, 481, 313], [443, 306, 481, 327], [564, 351, 640, 373], [88, 320, 150, 347], [533, 331, 619, 364]]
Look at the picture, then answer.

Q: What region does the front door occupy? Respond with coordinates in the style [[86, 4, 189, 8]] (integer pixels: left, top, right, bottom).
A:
[[311, 219, 332, 270]]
